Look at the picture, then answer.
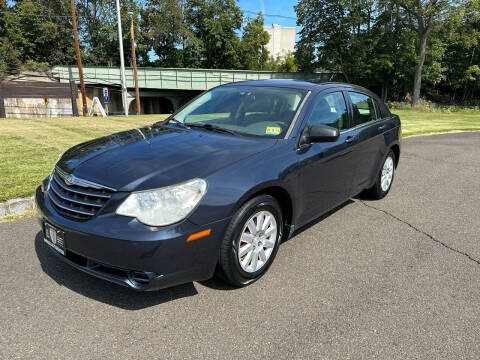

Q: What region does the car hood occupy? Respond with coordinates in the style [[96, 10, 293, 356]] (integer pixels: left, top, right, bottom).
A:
[[56, 123, 275, 191]]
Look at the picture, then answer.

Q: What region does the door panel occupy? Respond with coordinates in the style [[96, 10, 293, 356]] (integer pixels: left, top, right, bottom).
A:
[[295, 91, 356, 225], [296, 132, 358, 224], [350, 124, 384, 192]]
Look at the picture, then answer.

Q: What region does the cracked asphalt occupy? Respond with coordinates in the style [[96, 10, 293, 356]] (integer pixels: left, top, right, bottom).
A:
[[1, 132, 480, 359]]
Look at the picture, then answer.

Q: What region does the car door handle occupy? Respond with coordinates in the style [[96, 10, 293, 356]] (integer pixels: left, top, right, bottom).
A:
[[378, 124, 386, 131], [344, 136, 356, 144]]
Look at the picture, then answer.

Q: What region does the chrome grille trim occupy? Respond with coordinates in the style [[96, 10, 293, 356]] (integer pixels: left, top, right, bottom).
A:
[[52, 172, 111, 199], [48, 191, 96, 216], [55, 166, 117, 192], [49, 180, 103, 208], [48, 168, 115, 221]]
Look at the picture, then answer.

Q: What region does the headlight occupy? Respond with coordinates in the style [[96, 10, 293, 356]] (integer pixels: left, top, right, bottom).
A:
[[116, 178, 207, 226]]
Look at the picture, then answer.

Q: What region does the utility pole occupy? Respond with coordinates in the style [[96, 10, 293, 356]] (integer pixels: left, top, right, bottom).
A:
[[115, 0, 128, 116], [70, 0, 88, 117], [130, 13, 141, 115]]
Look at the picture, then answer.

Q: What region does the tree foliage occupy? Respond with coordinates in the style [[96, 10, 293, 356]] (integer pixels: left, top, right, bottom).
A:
[[295, 0, 479, 104], [141, 0, 188, 67], [1, 0, 479, 104], [185, 0, 243, 69], [77, 0, 145, 67], [240, 13, 270, 70], [0, 0, 76, 75]]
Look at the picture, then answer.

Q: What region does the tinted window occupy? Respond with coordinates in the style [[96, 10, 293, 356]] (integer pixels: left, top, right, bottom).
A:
[[305, 92, 349, 130], [348, 92, 377, 126], [174, 86, 307, 138], [374, 99, 390, 118]]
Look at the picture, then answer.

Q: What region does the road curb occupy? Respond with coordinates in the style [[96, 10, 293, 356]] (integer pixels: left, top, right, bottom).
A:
[[404, 129, 480, 138], [0, 196, 35, 217]]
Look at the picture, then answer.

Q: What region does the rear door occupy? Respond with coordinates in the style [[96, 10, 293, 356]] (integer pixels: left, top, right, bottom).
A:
[[346, 91, 385, 194]]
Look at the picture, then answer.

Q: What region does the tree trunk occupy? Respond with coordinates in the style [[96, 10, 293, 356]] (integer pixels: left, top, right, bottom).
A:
[[381, 82, 388, 102], [338, 50, 350, 83], [412, 31, 428, 106]]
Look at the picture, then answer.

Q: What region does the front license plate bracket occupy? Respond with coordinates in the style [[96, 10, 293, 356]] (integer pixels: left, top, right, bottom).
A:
[[43, 222, 66, 255]]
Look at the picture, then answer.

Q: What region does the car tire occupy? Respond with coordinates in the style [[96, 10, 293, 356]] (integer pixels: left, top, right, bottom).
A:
[[367, 150, 396, 200], [217, 195, 283, 287]]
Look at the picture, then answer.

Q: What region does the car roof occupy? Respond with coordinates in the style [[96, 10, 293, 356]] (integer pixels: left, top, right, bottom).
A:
[[225, 79, 371, 93]]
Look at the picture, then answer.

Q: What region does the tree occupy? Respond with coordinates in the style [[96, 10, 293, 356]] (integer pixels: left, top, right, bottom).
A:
[[1, 0, 76, 70], [0, 38, 22, 77], [186, 0, 243, 69], [240, 13, 270, 70], [295, 0, 351, 80], [295, 0, 376, 82], [279, 52, 298, 72], [294, 0, 463, 103], [77, 0, 143, 67], [263, 52, 298, 72], [141, 0, 202, 67], [441, 0, 480, 103], [399, 0, 453, 106], [141, 0, 185, 67]]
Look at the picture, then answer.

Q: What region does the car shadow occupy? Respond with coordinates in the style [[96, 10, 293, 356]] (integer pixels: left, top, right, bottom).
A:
[[353, 191, 374, 201], [200, 199, 356, 292], [286, 199, 355, 241], [35, 199, 356, 299], [34, 232, 198, 310]]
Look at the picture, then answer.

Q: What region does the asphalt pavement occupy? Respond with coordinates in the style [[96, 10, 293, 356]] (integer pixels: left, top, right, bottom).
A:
[[1, 132, 480, 359]]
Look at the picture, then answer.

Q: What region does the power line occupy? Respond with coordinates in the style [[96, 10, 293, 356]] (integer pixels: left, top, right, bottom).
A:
[[242, 10, 296, 21]]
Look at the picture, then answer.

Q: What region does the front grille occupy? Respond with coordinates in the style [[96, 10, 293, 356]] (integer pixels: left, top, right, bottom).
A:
[[48, 169, 115, 221]]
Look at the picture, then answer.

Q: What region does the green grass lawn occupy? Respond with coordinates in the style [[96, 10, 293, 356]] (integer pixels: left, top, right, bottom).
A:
[[1, 108, 479, 203], [393, 108, 480, 137], [0, 115, 167, 202]]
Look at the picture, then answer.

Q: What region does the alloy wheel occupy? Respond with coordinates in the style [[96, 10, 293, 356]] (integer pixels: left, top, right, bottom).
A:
[[381, 156, 394, 192], [237, 210, 278, 273]]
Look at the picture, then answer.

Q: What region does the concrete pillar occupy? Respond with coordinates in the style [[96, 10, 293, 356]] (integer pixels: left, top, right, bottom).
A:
[[167, 97, 183, 111]]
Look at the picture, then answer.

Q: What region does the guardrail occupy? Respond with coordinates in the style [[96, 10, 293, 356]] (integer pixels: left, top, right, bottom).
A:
[[52, 66, 338, 91]]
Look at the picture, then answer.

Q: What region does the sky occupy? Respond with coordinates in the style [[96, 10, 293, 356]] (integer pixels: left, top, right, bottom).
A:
[[238, 0, 299, 32]]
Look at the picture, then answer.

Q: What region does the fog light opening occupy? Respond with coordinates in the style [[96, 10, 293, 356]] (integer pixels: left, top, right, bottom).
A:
[[128, 271, 157, 285]]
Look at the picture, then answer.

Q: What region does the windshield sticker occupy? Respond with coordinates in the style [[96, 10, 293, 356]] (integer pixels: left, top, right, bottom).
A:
[[266, 126, 281, 135]]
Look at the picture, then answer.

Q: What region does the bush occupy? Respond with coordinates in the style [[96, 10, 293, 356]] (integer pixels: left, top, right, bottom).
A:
[[387, 99, 480, 113]]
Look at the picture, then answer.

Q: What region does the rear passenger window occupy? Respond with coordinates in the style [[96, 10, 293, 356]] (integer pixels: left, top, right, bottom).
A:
[[348, 92, 377, 126], [375, 99, 390, 119], [306, 92, 349, 131]]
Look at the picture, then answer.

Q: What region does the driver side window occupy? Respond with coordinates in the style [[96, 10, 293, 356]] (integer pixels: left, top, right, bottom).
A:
[[306, 92, 349, 130]]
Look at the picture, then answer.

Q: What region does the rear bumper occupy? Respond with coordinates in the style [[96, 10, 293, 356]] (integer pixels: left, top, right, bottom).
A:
[[35, 186, 230, 291]]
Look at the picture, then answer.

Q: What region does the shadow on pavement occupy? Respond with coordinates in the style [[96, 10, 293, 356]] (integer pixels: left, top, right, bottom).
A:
[[34, 199, 356, 300], [202, 199, 356, 291], [287, 199, 355, 241], [34, 232, 198, 310]]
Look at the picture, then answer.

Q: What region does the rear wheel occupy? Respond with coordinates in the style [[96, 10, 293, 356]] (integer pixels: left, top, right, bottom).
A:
[[367, 150, 395, 199], [217, 195, 283, 287]]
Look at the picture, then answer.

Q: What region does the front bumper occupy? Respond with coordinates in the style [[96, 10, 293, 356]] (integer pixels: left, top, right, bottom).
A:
[[35, 186, 230, 291]]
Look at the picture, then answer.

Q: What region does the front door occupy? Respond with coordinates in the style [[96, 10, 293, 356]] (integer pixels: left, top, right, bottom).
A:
[[296, 91, 357, 225]]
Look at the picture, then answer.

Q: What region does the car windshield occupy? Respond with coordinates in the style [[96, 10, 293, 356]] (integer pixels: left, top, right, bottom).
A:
[[174, 86, 307, 138]]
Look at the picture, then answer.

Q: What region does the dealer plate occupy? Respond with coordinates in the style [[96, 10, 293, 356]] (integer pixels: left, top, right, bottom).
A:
[[43, 222, 65, 256]]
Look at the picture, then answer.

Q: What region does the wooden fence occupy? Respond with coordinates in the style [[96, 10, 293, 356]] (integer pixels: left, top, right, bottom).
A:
[[0, 81, 78, 118]]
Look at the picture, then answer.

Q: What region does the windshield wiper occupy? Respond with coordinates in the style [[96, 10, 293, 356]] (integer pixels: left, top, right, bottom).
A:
[[186, 123, 239, 136], [159, 116, 190, 129]]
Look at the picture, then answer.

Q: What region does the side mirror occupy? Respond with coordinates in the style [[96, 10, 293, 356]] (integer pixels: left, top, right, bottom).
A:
[[302, 124, 340, 144]]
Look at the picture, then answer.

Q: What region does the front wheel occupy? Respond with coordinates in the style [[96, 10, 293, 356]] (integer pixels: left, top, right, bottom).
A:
[[367, 150, 396, 199], [217, 195, 283, 287]]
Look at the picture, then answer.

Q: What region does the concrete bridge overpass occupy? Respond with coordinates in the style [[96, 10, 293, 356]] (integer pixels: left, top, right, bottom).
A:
[[52, 66, 339, 114]]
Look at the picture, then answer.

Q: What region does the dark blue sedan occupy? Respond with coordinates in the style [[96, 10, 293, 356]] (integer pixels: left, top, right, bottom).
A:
[[35, 80, 401, 290]]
